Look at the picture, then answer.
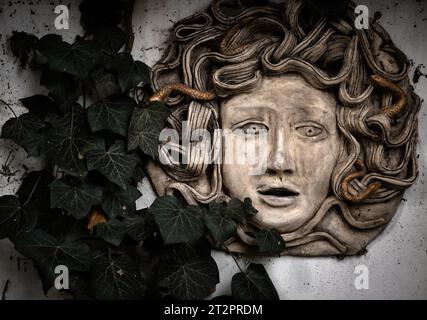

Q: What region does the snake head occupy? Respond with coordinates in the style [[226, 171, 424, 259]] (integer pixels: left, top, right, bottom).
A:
[[369, 74, 385, 85]]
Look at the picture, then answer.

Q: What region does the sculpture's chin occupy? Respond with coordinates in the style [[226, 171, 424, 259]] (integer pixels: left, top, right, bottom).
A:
[[250, 200, 314, 234]]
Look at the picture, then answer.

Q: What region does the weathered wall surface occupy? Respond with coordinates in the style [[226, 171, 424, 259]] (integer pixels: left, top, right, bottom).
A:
[[0, 0, 426, 299]]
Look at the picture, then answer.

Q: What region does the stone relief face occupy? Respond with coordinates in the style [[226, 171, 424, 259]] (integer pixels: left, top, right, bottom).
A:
[[145, 0, 421, 256], [220, 75, 340, 233]]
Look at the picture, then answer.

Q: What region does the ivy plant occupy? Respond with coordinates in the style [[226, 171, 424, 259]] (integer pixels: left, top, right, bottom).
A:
[[0, 0, 280, 300]]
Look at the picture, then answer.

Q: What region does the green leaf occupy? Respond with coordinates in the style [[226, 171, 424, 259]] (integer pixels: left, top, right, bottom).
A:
[[9, 31, 38, 68], [96, 218, 125, 246], [93, 26, 126, 54], [44, 129, 88, 176], [87, 94, 136, 136], [44, 104, 88, 176], [102, 183, 141, 218], [204, 202, 237, 243], [49, 179, 103, 219], [19, 95, 59, 120], [255, 229, 285, 254], [17, 170, 52, 212], [44, 102, 84, 129], [44, 215, 88, 242], [15, 229, 91, 293], [36, 34, 62, 53], [123, 213, 146, 241], [0, 195, 38, 240], [1, 113, 45, 156], [231, 263, 279, 300], [40, 67, 81, 112], [127, 101, 171, 158], [89, 67, 121, 99], [37, 38, 103, 79], [243, 197, 258, 215], [149, 196, 205, 244], [86, 141, 139, 189], [109, 53, 151, 91], [79, 0, 123, 33], [132, 163, 146, 183], [225, 198, 258, 224], [158, 256, 219, 300], [90, 252, 145, 300], [77, 134, 105, 156]]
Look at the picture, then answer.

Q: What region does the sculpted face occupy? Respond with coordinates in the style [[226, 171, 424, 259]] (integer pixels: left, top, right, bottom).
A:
[[220, 74, 340, 233]]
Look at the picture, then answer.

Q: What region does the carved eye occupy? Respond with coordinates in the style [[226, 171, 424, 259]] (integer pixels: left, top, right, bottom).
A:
[[239, 123, 268, 135], [295, 125, 324, 137]]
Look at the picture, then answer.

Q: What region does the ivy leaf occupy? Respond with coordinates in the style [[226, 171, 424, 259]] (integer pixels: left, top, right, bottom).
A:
[[40, 67, 81, 112], [17, 170, 52, 212], [93, 26, 126, 54], [102, 183, 141, 218], [123, 213, 146, 241], [127, 101, 171, 159], [231, 263, 279, 300], [9, 31, 38, 68], [89, 67, 121, 99], [44, 215, 88, 243], [149, 196, 205, 244], [37, 38, 103, 79], [158, 256, 219, 300], [1, 113, 45, 156], [255, 229, 285, 254], [49, 179, 103, 219], [15, 229, 91, 293], [109, 53, 151, 91], [86, 141, 139, 189], [204, 202, 237, 243], [79, 0, 123, 33], [0, 195, 38, 240], [44, 104, 88, 177], [132, 163, 146, 183], [45, 129, 88, 176], [90, 252, 145, 300], [44, 103, 84, 129], [243, 197, 258, 215], [87, 94, 136, 136], [96, 218, 125, 246], [77, 134, 105, 156], [62, 271, 88, 296], [225, 198, 258, 224], [19, 95, 59, 120], [36, 34, 62, 53]]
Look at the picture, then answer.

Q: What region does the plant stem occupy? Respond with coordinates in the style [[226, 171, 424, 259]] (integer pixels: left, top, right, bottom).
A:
[[221, 244, 244, 273], [22, 171, 43, 207], [124, 0, 136, 53], [1, 99, 17, 118], [1, 279, 10, 300]]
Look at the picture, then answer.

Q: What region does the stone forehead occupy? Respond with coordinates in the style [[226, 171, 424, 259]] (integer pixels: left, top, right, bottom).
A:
[[221, 74, 337, 113]]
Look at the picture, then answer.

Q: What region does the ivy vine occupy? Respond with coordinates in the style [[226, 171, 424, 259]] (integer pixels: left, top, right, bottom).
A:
[[0, 0, 280, 300]]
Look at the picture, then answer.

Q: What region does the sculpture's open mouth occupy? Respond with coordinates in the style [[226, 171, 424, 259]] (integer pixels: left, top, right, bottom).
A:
[[257, 186, 299, 207]]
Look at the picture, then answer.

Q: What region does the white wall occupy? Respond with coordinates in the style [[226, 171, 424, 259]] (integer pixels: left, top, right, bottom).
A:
[[0, 0, 426, 299]]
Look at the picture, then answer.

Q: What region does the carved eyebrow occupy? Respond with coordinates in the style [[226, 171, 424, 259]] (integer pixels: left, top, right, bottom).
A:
[[290, 102, 334, 114], [230, 117, 267, 130], [229, 104, 276, 113]]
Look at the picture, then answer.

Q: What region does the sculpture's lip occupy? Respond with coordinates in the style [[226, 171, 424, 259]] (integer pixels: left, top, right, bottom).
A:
[[257, 185, 299, 207]]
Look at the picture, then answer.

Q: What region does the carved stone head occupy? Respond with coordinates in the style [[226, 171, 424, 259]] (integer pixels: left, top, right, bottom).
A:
[[145, 0, 421, 256]]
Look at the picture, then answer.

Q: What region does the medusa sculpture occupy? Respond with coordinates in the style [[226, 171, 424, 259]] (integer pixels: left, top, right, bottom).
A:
[[144, 0, 420, 256]]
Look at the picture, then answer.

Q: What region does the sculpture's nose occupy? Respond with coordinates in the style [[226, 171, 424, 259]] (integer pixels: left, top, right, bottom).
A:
[[267, 128, 296, 175]]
